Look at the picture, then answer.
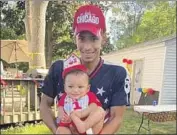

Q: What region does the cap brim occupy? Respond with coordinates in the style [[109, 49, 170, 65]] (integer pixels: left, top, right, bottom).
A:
[[75, 24, 101, 37]]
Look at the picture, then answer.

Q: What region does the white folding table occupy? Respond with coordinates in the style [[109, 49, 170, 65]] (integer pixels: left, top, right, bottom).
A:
[[134, 105, 176, 134]]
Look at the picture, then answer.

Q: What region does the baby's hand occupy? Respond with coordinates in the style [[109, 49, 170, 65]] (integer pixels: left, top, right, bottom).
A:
[[61, 113, 71, 123]]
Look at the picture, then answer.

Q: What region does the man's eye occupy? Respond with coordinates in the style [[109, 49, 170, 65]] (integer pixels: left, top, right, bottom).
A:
[[79, 37, 85, 41], [91, 36, 98, 41]]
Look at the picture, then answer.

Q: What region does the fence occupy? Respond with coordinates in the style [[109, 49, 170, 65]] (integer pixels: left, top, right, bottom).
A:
[[0, 78, 57, 125]]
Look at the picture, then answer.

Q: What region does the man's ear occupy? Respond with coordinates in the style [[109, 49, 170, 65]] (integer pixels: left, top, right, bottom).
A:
[[101, 31, 107, 47], [74, 35, 79, 49]]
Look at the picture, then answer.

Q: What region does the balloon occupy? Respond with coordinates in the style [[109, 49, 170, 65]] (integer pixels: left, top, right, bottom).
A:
[[137, 88, 142, 92], [127, 60, 133, 64], [142, 88, 148, 93], [147, 88, 155, 95], [123, 58, 127, 63]]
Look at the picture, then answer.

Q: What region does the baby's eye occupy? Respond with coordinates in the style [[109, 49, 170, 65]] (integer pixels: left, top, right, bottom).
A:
[[68, 86, 73, 88], [78, 86, 84, 88]]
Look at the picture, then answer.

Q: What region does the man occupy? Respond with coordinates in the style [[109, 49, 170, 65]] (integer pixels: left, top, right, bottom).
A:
[[40, 4, 130, 134]]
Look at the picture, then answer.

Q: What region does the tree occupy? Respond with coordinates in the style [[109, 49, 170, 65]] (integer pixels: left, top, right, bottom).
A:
[[109, 1, 154, 46], [1, 1, 25, 39], [115, 1, 176, 49], [45, 1, 80, 68], [134, 1, 176, 42], [25, 0, 49, 69]]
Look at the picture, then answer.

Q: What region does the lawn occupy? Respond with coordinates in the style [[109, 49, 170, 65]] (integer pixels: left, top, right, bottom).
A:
[[1, 107, 176, 134]]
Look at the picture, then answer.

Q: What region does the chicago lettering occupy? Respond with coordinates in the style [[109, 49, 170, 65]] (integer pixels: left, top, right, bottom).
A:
[[77, 12, 99, 24]]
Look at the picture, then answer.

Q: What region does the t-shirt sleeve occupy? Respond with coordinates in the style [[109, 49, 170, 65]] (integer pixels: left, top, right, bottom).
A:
[[58, 93, 66, 107], [110, 67, 130, 106], [41, 61, 63, 99], [88, 92, 102, 106]]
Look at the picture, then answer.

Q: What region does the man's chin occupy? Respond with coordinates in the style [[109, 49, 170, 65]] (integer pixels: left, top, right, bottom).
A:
[[82, 58, 94, 63]]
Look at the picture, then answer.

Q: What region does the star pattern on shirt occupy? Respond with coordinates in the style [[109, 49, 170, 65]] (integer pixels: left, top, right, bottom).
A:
[[104, 98, 108, 104], [97, 87, 105, 96]]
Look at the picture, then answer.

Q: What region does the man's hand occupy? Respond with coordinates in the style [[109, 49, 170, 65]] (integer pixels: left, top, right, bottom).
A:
[[100, 106, 126, 134], [40, 94, 57, 134]]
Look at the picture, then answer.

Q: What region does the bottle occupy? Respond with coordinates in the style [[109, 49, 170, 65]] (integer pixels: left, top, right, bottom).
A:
[[153, 100, 157, 106]]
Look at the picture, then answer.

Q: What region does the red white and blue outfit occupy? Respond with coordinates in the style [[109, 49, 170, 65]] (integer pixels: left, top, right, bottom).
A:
[[57, 92, 101, 127]]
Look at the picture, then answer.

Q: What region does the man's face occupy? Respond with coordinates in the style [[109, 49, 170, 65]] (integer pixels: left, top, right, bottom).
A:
[[76, 31, 103, 63]]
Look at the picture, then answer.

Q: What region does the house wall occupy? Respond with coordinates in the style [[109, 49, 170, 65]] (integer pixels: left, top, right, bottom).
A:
[[160, 37, 176, 105], [102, 41, 166, 104]]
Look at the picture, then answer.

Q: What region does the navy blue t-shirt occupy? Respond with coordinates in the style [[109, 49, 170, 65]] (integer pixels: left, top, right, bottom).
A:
[[41, 58, 130, 110]]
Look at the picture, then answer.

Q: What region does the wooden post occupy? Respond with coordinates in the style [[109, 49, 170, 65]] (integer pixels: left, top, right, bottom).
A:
[[27, 81, 31, 121], [12, 81, 15, 123], [34, 83, 38, 119], [20, 80, 23, 122]]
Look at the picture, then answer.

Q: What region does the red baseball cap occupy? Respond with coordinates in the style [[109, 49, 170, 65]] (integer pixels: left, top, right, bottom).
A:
[[73, 4, 106, 37], [62, 64, 88, 79]]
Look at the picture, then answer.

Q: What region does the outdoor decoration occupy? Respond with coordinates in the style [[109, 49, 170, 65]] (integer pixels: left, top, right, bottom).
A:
[[0, 78, 7, 86], [64, 53, 81, 69], [137, 88, 142, 93], [122, 58, 133, 75], [142, 88, 148, 93], [137, 87, 156, 96], [16, 85, 27, 96]]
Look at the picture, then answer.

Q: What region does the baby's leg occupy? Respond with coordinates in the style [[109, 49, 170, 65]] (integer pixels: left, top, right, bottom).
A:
[[70, 107, 105, 134], [92, 115, 104, 134], [56, 126, 72, 134]]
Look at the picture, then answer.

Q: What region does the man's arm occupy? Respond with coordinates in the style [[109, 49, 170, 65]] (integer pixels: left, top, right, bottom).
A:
[[100, 106, 126, 134], [40, 94, 57, 134], [100, 66, 130, 134]]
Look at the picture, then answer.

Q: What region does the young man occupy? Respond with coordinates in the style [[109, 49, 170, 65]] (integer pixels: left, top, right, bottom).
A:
[[40, 4, 130, 134]]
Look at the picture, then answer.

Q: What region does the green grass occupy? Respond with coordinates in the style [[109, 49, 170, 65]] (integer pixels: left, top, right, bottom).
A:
[[1, 108, 176, 134]]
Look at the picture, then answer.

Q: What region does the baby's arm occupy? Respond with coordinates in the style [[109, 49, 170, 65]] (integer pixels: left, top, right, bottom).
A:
[[72, 92, 102, 118], [79, 103, 98, 118], [57, 94, 71, 123]]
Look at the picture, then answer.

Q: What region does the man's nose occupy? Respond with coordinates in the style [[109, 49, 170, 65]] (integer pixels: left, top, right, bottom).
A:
[[83, 41, 92, 50]]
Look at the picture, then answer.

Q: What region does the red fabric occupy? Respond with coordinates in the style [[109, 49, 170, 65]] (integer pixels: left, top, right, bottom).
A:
[[58, 93, 67, 107], [62, 64, 88, 79], [73, 5, 106, 36], [88, 92, 102, 106]]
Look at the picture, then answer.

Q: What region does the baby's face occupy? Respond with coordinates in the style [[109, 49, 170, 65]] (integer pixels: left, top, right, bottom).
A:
[[64, 73, 90, 100]]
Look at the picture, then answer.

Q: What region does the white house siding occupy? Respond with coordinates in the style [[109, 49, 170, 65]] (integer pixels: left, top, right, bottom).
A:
[[160, 38, 176, 105], [102, 42, 166, 93]]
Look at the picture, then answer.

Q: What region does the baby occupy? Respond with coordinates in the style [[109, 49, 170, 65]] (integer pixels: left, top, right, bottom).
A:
[[56, 64, 105, 134]]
